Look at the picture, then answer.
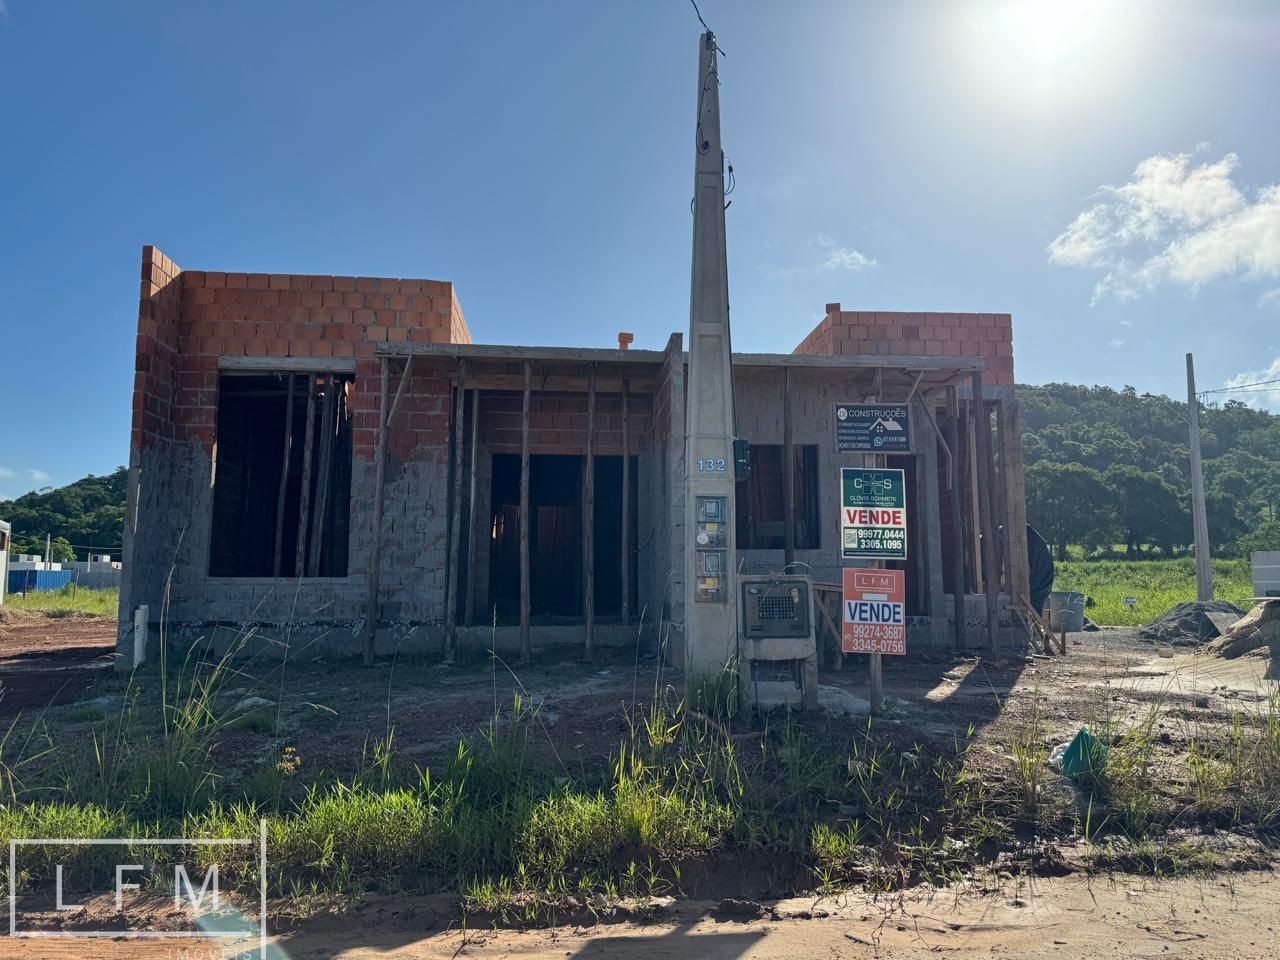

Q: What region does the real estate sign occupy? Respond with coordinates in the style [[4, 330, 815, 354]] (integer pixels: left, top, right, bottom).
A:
[[834, 403, 912, 453], [842, 567, 906, 655], [840, 467, 908, 560]]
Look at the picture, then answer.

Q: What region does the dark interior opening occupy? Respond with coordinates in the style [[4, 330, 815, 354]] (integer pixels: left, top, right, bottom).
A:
[[210, 372, 352, 578], [487, 453, 636, 620], [735, 444, 821, 550]]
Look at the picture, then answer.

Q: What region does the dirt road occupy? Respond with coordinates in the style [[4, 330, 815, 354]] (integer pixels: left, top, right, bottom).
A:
[[0, 611, 115, 717], [7, 871, 1280, 959]]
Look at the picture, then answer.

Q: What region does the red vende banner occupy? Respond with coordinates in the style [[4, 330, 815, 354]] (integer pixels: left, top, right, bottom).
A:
[[841, 568, 906, 655]]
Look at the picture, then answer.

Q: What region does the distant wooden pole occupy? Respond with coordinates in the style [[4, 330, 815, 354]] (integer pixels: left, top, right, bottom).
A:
[[294, 377, 317, 579], [946, 386, 967, 651], [583, 363, 596, 659], [970, 374, 1000, 657], [1186, 353, 1214, 601], [620, 378, 631, 626], [272, 373, 296, 577], [465, 388, 480, 627], [783, 366, 796, 568], [445, 359, 467, 661], [519, 361, 532, 663]]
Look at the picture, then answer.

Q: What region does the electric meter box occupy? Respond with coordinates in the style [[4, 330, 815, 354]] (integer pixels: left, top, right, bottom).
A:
[[693, 495, 728, 603], [738, 574, 818, 712]]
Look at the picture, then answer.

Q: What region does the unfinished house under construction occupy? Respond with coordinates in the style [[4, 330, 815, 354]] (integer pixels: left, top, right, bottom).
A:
[[118, 245, 1029, 664]]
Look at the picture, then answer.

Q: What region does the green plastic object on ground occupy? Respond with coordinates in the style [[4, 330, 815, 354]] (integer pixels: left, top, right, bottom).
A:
[[1060, 727, 1107, 780]]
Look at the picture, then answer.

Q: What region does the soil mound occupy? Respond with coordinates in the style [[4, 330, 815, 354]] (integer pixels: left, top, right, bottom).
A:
[[1137, 600, 1245, 646], [1208, 600, 1280, 661]]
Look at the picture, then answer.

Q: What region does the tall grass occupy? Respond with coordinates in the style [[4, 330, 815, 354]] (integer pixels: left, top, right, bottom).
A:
[[1054, 557, 1253, 626], [4, 585, 119, 618]]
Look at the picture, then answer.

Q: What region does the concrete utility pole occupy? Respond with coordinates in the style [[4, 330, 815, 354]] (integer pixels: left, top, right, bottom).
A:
[[683, 30, 740, 706], [1186, 353, 1214, 601]]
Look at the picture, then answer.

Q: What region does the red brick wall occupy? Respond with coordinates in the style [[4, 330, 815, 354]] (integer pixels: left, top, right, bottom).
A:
[[480, 390, 654, 456], [794, 305, 1015, 386], [133, 246, 183, 450], [131, 246, 472, 464]]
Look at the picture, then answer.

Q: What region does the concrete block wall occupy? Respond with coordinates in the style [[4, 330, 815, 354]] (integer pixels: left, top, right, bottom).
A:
[[119, 246, 471, 658], [794, 304, 1015, 387], [654, 334, 686, 652], [730, 365, 886, 586]]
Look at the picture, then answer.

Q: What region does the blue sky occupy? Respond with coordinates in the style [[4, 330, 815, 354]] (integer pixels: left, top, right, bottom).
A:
[[2, 0, 1279, 498]]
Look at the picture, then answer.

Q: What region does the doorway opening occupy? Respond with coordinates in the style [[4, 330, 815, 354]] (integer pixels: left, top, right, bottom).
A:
[[487, 453, 636, 621]]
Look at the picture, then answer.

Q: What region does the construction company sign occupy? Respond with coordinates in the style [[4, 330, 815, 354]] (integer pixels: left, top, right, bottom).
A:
[[834, 403, 912, 453], [842, 567, 906, 655], [840, 467, 908, 560]]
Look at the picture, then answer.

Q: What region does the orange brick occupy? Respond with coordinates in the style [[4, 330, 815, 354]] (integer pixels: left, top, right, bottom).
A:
[[266, 340, 288, 356], [332, 341, 354, 357], [313, 340, 333, 356], [367, 325, 387, 342], [387, 326, 408, 342]]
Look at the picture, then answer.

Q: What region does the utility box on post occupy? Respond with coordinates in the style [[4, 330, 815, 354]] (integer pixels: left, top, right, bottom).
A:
[[739, 574, 819, 713]]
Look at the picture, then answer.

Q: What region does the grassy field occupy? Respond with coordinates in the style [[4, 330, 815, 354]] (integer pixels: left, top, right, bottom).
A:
[[1054, 557, 1254, 626], [3, 584, 119, 618]]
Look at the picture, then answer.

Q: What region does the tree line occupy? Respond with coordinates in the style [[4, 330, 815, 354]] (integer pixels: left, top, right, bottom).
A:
[[1020, 384, 1280, 559], [0, 467, 127, 562]]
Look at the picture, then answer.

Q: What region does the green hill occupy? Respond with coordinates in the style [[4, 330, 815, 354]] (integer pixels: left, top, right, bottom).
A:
[[1019, 384, 1280, 559], [0, 467, 127, 562]]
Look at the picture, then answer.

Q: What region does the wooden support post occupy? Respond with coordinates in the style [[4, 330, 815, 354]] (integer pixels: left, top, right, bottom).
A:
[[783, 366, 795, 568], [620, 378, 631, 627], [445, 359, 467, 661], [519, 361, 532, 663], [994, 401, 1011, 594], [307, 375, 337, 576], [294, 376, 317, 579], [465, 389, 480, 627], [1002, 400, 1032, 642], [363, 359, 392, 666], [915, 395, 947, 644], [272, 373, 296, 577], [945, 387, 967, 652], [970, 374, 1000, 657], [583, 363, 596, 659]]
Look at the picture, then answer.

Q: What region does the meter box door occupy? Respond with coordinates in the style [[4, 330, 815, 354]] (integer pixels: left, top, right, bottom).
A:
[[738, 574, 819, 711], [694, 495, 729, 602]]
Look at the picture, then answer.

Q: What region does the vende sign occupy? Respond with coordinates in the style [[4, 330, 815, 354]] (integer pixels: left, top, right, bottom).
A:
[[839, 467, 908, 560], [842, 567, 906, 655]]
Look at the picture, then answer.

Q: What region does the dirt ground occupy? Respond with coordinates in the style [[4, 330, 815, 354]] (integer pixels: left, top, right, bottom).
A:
[[0, 610, 116, 717], [7, 871, 1280, 959], [5, 614, 1280, 957]]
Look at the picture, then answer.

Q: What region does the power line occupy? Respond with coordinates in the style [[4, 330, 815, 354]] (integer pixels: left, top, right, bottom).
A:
[[1199, 376, 1280, 396], [688, 0, 725, 54]]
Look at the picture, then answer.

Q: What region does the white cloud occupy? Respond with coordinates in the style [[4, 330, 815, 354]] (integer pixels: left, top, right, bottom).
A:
[[0, 467, 13, 479], [1219, 356, 1280, 411], [1108, 338, 1126, 350], [822, 247, 876, 272], [1259, 288, 1280, 309], [1048, 150, 1280, 303], [28, 468, 50, 483], [759, 235, 878, 277]]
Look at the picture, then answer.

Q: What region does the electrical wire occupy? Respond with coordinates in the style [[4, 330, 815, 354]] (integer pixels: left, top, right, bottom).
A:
[[1199, 376, 1280, 396], [688, 0, 725, 55]]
